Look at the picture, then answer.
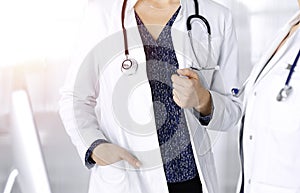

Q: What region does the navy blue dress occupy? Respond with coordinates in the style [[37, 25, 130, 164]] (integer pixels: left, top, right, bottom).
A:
[[135, 7, 200, 184]]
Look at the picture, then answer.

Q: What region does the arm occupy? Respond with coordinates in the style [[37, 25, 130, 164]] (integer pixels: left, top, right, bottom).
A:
[[59, 2, 141, 168], [59, 51, 107, 165], [171, 11, 242, 131], [59, 47, 141, 168]]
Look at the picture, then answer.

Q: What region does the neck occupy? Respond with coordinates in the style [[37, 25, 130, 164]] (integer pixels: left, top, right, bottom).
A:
[[142, 0, 180, 5], [147, 0, 178, 3], [140, 0, 180, 10]]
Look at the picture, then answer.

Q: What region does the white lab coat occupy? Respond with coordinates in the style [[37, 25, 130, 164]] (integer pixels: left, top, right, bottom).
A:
[[238, 11, 300, 193], [59, 0, 241, 193]]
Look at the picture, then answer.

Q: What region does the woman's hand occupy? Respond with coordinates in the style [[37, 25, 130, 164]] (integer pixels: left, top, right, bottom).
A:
[[171, 68, 212, 116], [92, 143, 141, 168]]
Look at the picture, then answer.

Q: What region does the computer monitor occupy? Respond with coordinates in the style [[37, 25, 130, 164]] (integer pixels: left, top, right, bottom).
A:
[[10, 89, 52, 193]]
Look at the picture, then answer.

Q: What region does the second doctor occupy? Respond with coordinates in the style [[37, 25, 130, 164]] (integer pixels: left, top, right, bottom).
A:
[[237, 0, 300, 192]]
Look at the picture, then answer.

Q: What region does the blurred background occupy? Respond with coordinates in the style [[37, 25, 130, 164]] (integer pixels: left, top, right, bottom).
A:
[[0, 0, 298, 192]]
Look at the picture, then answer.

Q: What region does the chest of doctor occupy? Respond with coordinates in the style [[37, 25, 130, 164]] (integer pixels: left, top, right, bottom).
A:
[[242, 42, 300, 191]]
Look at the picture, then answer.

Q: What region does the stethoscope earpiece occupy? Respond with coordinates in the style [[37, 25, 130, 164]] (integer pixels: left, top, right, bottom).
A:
[[231, 79, 249, 97], [231, 88, 240, 97]]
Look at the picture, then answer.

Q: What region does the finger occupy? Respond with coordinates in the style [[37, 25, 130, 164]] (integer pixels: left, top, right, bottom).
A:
[[92, 143, 119, 166], [172, 89, 182, 107], [173, 84, 190, 98], [174, 89, 194, 108], [171, 74, 193, 88], [119, 149, 142, 168], [92, 156, 110, 166], [171, 74, 180, 83], [177, 68, 199, 79], [172, 81, 186, 91]]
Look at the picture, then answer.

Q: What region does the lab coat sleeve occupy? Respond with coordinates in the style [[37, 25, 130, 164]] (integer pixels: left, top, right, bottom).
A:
[[58, 2, 109, 166], [59, 51, 108, 165], [206, 11, 242, 132], [59, 49, 110, 165]]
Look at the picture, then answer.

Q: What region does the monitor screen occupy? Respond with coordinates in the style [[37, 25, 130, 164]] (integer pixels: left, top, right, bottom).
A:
[[10, 89, 52, 193]]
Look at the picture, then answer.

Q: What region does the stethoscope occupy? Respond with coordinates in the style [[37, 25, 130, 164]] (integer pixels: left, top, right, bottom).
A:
[[232, 49, 300, 102], [121, 0, 218, 75], [276, 49, 300, 101]]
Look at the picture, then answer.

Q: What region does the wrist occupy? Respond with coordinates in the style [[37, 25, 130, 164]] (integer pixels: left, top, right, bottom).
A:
[[194, 90, 212, 115], [85, 139, 110, 169]]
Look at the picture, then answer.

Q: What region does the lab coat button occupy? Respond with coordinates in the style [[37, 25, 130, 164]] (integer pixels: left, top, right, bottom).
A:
[[249, 135, 253, 140], [254, 92, 257, 96], [248, 179, 251, 184]]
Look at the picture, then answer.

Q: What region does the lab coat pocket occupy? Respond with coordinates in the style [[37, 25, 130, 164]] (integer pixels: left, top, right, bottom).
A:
[[272, 62, 300, 81], [266, 61, 300, 132], [272, 47, 300, 80], [95, 160, 127, 184], [267, 93, 300, 132], [251, 181, 300, 193]]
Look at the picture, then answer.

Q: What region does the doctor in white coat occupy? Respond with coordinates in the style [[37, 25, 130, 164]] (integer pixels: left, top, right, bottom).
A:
[[238, 1, 300, 193], [59, 0, 241, 193]]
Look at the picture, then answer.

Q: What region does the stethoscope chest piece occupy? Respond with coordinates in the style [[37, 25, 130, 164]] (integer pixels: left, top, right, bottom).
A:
[[121, 58, 138, 76], [277, 85, 293, 101]]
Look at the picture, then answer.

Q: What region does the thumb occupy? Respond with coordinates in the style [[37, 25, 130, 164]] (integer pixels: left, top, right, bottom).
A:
[[177, 68, 198, 79], [119, 149, 142, 168]]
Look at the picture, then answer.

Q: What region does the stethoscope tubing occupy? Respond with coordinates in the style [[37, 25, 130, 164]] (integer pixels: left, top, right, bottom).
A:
[[121, 0, 216, 74], [233, 49, 300, 99], [276, 49, 300, 101], [121, 0, 129, 57], [285, 49, 300, 86]]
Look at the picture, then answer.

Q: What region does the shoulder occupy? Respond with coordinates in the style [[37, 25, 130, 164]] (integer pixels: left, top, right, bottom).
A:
[[201, 0, 232, 23], [200, 0, 231, 15], [197, 0, 234, 35], [85, 0, 121, 16], [82, 0, 123, 34], [74, 0, 123, 65]]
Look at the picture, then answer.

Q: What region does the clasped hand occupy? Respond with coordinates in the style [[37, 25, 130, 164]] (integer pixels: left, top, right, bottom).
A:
[[92, 143, 141, 168], [171, 68, 212, 116]]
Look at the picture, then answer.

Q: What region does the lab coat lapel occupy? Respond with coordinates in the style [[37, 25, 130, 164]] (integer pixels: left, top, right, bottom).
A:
[[250, 27, 290, 88], [251, 11, 300, 88], [242, 27, 289, 108]]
